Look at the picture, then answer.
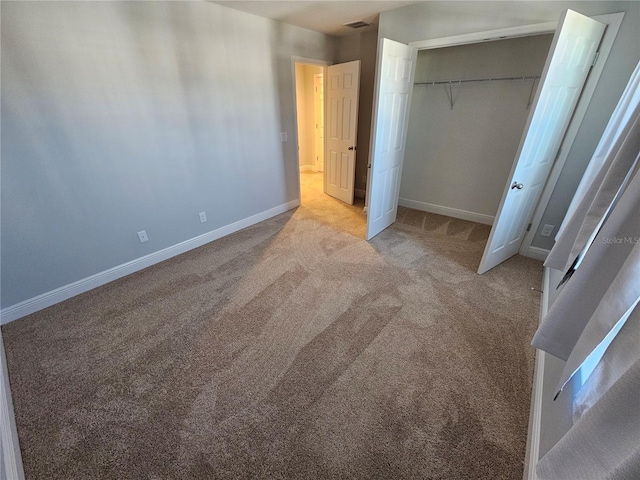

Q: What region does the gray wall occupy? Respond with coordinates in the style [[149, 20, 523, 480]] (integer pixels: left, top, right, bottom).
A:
[[402, 35, 553, 220], [336, 28, 379, 194], [1, 1, 336, 309], [379, 1, 640, 248]]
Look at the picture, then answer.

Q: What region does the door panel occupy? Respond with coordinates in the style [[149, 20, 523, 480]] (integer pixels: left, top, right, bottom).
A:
[[340, 153, 349, 188], [314, 73, 324, 172], [329, 152, 338, 184], [366, 39, 417, 240], [477, 9, 605, 274], [325, 61, 360, 204]]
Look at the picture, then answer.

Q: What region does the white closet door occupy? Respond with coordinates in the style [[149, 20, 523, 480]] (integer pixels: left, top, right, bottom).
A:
[[366, 38, 417, 240], [477, 10, 606, 274]]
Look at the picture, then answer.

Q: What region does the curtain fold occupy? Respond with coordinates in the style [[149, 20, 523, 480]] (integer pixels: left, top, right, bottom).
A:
[[531, 158, 640, 360], [532, 61, 640, 479], [536, 360, 640, 480], [556, 60, 640, 239], [555, 228, 640, 396], [537, 303, 640, 480], [573, 302, 640, 422], [545, 60, 640, 272]]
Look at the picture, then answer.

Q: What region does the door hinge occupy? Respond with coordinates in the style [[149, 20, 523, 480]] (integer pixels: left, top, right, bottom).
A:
[[526, 223, 532, 232], [591, 51, 600, 67]]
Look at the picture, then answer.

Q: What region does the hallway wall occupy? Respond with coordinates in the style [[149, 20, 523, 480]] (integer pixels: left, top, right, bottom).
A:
[[295, 63, 319, 170]]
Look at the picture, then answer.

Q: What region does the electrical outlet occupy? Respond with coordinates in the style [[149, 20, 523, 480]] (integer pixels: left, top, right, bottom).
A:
[[280, 132, 288, 142], [137, 230, 149, 243], [541, 224, 555, 237], [199, 211, 207, 223]]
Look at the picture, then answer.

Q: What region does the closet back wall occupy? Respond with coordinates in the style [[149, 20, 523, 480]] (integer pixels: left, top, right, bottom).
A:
[[400, 35, 553, 224]]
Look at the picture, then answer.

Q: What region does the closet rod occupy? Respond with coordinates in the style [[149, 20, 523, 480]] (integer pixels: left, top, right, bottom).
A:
[[415, 75, 541, 110], [413, 75, 541, 86]]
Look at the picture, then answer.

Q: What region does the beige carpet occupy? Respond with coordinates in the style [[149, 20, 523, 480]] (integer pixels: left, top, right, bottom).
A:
[[3, 171, 543, 479]]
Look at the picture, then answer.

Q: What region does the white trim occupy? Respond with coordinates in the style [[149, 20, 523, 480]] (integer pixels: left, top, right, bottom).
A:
[[291, 56, 331, 67], [523, 267, 551, 480], [519, 12, 625, 256], [409, 22, 557, 50], [398, 198, 494, 225], [299, 165, 314, 172], [523, 246, 550, 262], [524, 349, 544, 480], [354, 188, 366, 199], [1, 329, 25, 480], [0, 200, 299, 325]]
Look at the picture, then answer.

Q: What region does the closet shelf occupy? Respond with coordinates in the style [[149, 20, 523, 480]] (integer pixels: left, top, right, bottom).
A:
[[413, 75, 540, 86], [414, 75, 541, 110]]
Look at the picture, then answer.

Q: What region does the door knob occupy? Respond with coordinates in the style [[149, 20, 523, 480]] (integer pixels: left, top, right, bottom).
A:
[[511, 182, 524, 190], [348, 146, 356, 151]]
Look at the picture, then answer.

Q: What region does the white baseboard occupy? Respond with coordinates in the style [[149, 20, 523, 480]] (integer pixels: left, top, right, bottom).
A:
[[524, 349, 544, 480], [354, 189, 366, 199], [524, 246, 550, 262], [398, 198, 494, 225], [0, 200, 299, 325], [523, 267, 551, 480], [1, 329, 25, 480]]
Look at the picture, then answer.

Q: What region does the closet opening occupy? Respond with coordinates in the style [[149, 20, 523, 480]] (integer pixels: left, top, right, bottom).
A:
[[400, 34, 554, 228]]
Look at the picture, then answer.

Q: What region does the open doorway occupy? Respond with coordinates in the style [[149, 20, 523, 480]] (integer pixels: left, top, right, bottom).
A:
[[294, 61, 366, 205], [293, 59, 367, 237], [294, 63, 324, 175], [294, 62, 325, 206]]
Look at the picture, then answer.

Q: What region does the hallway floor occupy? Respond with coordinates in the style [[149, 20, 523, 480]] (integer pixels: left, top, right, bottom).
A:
[[298, 170, 492, 244], [298, 171, 366, 238]]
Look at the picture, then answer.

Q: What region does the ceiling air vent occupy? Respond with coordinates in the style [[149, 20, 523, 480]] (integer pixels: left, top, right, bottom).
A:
[[343, 20, 372, 29]]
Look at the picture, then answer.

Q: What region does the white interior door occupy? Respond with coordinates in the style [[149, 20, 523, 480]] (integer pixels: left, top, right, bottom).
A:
[[366, 38, 417, 240], [326, 61, 360, 204], [477, 9, 605, 274], [314, 73, 324, 172]]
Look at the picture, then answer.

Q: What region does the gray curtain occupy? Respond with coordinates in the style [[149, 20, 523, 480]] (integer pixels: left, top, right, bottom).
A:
[[532, 60, 640, 480], [536, 357, 640, 480], [545, 60, 640, 273], [531, 153, 639, 361]]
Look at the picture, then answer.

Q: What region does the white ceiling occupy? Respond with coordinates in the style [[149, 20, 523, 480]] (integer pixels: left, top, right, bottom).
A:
[[209, 1, 420, 37]]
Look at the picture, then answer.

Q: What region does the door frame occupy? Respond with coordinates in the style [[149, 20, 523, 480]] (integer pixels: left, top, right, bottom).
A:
[[291, 56, 331, 204], [404, 12, 623, 260]]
